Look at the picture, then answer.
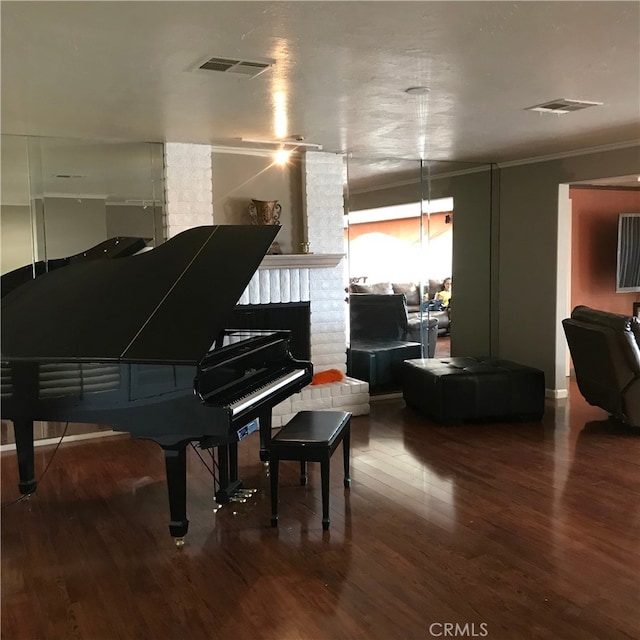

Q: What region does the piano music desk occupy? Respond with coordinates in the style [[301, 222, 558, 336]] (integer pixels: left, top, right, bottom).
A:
[[268, 410, 351, 530]]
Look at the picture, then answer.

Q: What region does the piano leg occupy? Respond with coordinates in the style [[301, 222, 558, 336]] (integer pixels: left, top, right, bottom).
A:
[[259, 410, 273, 462], [163, 446, 189, 544], [214, 443, 243, 503], [14, 419, 37, 495]]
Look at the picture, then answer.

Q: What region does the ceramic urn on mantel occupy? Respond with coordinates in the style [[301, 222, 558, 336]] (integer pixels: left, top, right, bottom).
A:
[[248, 199, 282, 254]]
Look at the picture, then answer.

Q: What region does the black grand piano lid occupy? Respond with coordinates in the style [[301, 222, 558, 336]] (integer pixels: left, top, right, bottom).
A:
[[1, 236, 149, 298], [1, 225, 280, 365]]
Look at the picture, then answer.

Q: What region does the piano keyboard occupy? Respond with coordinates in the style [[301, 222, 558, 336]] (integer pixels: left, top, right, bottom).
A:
[[230, 368, 307, 416]]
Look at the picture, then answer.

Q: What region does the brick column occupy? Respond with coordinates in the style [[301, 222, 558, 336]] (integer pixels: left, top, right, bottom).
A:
[[164, 142, 214, 238], [302, 151, 348, 374]]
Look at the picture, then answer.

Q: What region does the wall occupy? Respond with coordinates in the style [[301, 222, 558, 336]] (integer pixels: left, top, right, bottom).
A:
[[1, 204, 32, 273], [106, 204, 162, 243], [497, 145, 640, 393], [42, 197, 107, 258], [211, 152, 303, 255], [570, 187, 640, 314]]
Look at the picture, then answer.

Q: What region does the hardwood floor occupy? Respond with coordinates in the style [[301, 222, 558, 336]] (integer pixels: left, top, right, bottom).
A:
[[435, 334, 450, 358], [2, 380, 639, 640]]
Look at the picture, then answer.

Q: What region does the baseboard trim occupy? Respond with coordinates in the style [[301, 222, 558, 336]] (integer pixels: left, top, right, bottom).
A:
[[0, 429, 123, 453], [546, 388, 568, 399], [370, 392, 403, 402]]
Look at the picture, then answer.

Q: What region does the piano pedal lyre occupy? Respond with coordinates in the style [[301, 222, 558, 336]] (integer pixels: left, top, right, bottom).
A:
[[229, 487, 257, 503], [235, 488, 257, 497]]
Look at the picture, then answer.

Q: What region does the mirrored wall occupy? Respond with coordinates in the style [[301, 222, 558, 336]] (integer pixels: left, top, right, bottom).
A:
[[344, 155, 494, 394], [1, 135, 165, 275]]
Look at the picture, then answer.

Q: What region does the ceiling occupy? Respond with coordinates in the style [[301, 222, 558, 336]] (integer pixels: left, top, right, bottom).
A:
[[1, 1, 639, 190]]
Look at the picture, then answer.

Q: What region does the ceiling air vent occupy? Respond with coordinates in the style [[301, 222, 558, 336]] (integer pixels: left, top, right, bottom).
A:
[[196, 55, 274, 79], [525, 98, 603, 114]]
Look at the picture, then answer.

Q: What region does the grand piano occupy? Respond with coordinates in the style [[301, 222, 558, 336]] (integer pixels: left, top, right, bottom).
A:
[[1, 225, 313, 544]]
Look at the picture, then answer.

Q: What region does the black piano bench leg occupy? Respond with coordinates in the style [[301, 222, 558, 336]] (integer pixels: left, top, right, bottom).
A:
[[300, 461, 308, 486], [164, 447, 189, 546], [321, 458, 330, 530], [343, 426, 351, 489]]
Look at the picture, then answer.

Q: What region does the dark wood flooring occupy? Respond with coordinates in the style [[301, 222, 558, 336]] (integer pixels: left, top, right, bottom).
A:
[[2, 379, 639, 640]]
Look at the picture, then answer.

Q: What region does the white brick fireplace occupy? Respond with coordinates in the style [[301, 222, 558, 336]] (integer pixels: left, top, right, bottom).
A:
[[164, 144, 370, 424]]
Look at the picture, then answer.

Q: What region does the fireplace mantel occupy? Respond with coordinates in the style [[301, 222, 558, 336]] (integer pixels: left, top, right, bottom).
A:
[[259, 254, 344, 269]]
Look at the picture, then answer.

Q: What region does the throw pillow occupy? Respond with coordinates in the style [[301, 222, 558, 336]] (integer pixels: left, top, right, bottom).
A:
[[367, 282, 394, 295], [311, 369, 345, 385], [350, 281, 394, 295], [392, 283, 420, 306]]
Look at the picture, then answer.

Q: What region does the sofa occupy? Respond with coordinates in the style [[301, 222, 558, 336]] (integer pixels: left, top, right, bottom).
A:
[[348, 280, 450, 335], [562, 305, 640, 428], [347, 293, 438, 392]]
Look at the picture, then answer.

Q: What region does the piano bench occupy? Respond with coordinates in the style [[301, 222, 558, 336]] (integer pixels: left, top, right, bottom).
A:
[[269, 410, 351, 531]]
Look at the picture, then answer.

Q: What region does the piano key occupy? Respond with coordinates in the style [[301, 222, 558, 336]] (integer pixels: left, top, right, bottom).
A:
[[230, 368, 306, 415]]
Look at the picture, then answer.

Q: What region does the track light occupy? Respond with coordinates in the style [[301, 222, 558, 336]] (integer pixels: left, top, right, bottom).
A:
[[274, 147, 291, 165]]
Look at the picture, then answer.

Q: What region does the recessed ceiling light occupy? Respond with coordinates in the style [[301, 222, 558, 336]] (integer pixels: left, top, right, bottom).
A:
[[405, 86, 430, 96]]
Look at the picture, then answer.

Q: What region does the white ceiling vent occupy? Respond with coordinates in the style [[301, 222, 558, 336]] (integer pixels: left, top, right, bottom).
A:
[[196, 55, 275, 79], [525, 98, 603, 114]]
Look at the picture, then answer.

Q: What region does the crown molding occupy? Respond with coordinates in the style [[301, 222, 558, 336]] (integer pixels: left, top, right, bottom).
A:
[[348, 140, 640, 194], [496, 140, 640, 168], [348, 164, 492, 195]]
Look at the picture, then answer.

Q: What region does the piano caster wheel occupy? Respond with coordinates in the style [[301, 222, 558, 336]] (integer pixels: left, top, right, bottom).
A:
[[174, 537, 185, 548], [344, 478, 351, 488], [322, 520, 330, 531]]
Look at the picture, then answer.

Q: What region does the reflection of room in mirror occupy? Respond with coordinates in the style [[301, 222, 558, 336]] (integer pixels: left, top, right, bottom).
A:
[[0, 135, 165, 274]]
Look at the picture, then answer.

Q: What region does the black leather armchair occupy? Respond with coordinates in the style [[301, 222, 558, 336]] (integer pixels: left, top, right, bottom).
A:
[[562, 305, 640, 428], [347, 294, 437, 391]]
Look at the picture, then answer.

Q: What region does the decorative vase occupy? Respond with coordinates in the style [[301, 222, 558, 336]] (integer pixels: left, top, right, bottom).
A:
[[248, 199, 281, 226]]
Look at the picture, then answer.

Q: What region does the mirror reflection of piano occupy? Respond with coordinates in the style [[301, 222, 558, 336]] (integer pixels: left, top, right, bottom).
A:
[[1, 226, 313, 545], [1, 236, 149, 298]]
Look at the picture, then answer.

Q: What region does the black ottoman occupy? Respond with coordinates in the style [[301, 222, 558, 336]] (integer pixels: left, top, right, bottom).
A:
[[402, 356, 545, 424]]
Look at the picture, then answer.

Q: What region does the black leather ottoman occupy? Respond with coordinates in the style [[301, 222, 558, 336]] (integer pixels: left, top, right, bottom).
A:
[[402, 356, 545, 424], [348, 341, 422, 391]]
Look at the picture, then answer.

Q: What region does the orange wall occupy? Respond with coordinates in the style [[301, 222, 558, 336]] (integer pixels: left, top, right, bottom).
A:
[[570, 188, 640, 315], [346, 212, 450, 243]]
